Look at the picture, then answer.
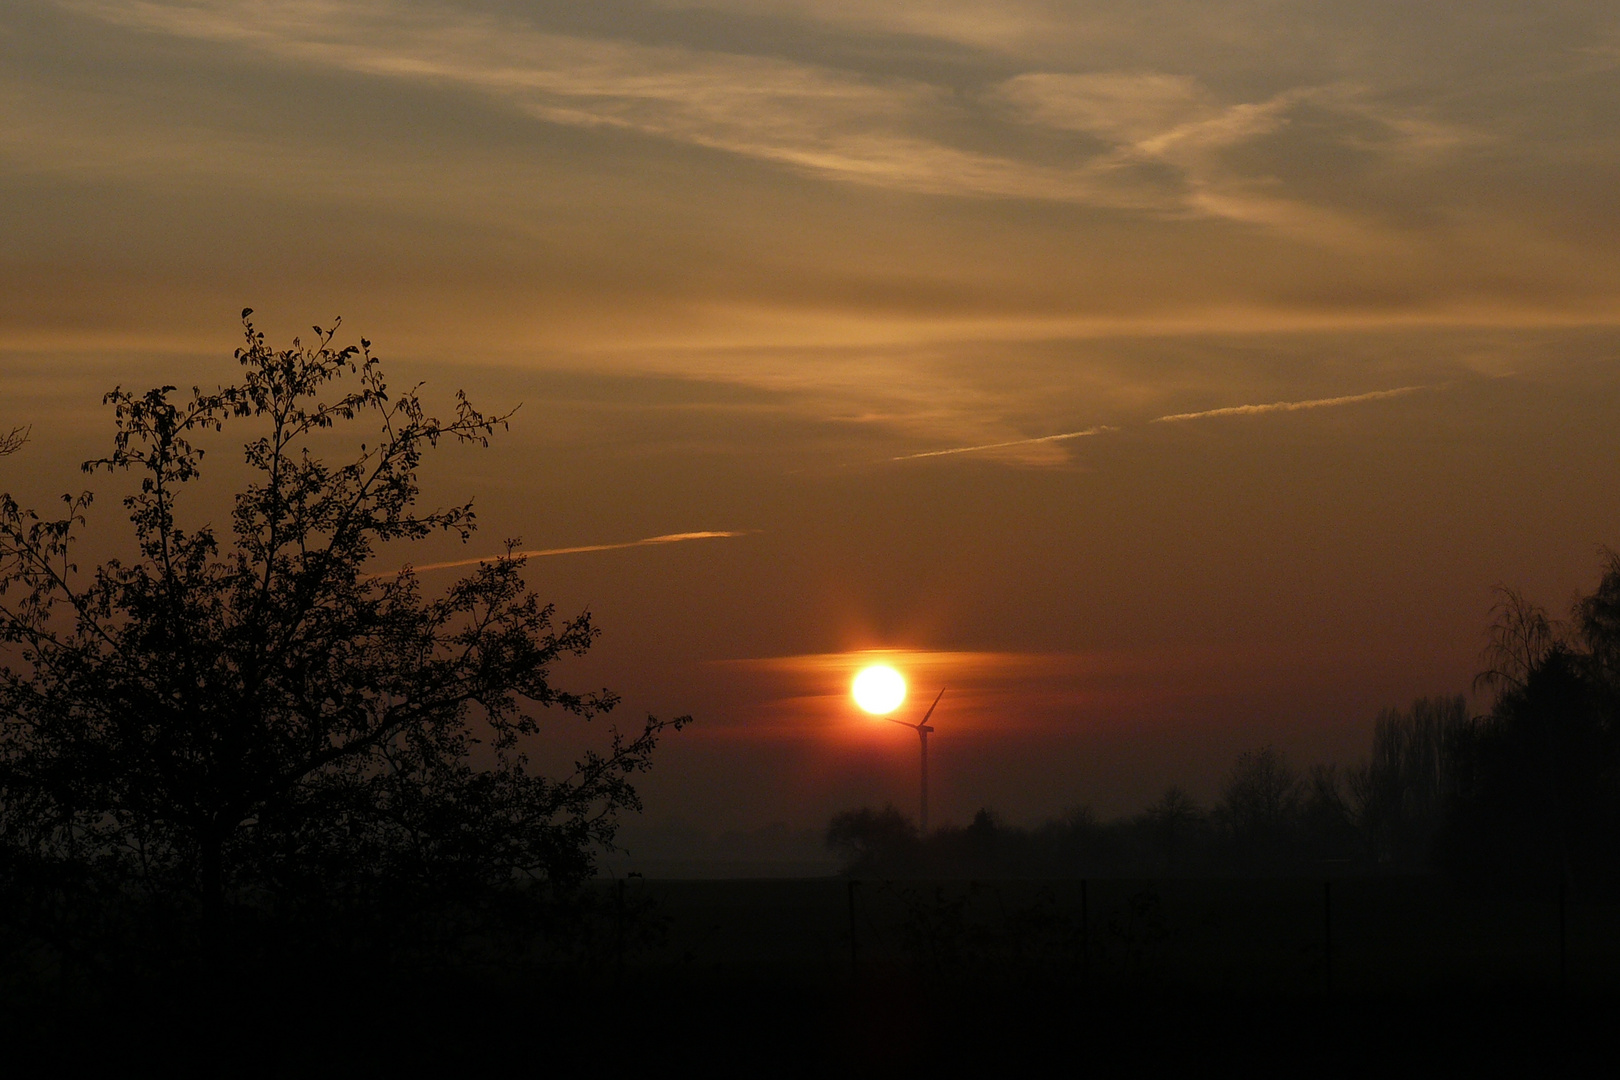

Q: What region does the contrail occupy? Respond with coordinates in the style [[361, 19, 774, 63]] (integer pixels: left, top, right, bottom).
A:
[[888, 385, 1431, 466], [1151, 386, 1426, 423], [388, 531, 754, 575], [893, 425, 1117, 461]]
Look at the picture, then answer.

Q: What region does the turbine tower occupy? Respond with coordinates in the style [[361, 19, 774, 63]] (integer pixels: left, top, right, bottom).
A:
[[885, 687, 944, 835]]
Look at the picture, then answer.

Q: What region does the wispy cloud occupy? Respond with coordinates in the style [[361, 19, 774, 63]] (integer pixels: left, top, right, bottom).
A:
[[655, 0, 1084, 56], [1150, 385, 1427, 423], [390, 530, 754, 575], [54, 0, 1137, 206], [50, 0, 1464, 240], [892, 425, 1115, 461], [998, 74, 1468, 246], [701, 642, 1342, 735]]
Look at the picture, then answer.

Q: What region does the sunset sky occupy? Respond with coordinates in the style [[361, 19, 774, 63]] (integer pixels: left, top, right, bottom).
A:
[[4, 1, 1620, 836]]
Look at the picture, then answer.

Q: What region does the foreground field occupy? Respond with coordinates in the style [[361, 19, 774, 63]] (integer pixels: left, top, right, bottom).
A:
[[637, 874, 1616, 995], [6, 875, 1617, 1073]]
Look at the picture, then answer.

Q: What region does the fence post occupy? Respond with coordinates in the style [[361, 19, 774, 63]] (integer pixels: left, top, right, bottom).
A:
[[1081, 878, 1090, 985], [848, 879, 859, 976], [614, 877, 626, 983], [1323, 879, 1333, 995], [1558, 879, 1567, 996]]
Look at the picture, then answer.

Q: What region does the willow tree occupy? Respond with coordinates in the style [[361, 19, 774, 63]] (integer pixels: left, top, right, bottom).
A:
[[0, 312, 684, 964], [1439, 558, 1620, 892]]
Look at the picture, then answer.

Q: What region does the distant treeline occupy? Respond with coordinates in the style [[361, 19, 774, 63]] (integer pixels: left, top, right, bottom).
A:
[[829, 552, 1620, 893]]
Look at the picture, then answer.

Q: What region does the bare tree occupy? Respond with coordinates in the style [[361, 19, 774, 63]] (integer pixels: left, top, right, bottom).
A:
[[1139, 786, 1202, 870], [0, 426, 26, 456], [1475, 585, 1560, 696], [1216, 747, 1301, 869]]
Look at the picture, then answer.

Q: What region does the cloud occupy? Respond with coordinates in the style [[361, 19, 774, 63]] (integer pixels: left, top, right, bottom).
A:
[[12, 0, 1614, 395], [998, 73, 1472, 246], [53, 0, 1134, 205], [998, 71, 1213, 144], [1150, 385, 1428, 423], [388, 530, 754, 575], [653, 0, 1086, 55], [701, 642, 1347, 736], [705, 648, 1110, 734], [48, 0, 1467, 240]]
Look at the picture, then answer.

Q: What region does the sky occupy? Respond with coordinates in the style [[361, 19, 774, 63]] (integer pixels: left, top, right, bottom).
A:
[[4, 1, 1620, 841]]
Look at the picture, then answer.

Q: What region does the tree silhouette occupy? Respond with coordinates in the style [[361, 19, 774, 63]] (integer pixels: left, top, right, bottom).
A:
[[1574, 549, 1620, 697], [826, 804, 918, 875], [1475, 585, 1561, 695], [1297, 763, 1357, 863], [0, 427, 26, 457], [1440, 554, 1620, 892], [1349, 696, 1469, 869], [0, 312, 686, 971], [1216, 746, 1301, 870], [1139, 786, 1203, 871]]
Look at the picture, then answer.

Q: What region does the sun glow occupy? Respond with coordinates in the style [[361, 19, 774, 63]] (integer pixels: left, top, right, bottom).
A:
[[852, 665, 907, 715]]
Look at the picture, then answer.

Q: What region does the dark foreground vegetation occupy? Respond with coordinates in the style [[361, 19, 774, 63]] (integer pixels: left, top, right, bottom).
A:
[[0, 317, 690, 1069], [2, 321, 1619, 1070]]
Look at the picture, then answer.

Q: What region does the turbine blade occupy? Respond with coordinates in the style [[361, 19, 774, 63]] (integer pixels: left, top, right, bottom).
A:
[[918, 687, 946, 726]]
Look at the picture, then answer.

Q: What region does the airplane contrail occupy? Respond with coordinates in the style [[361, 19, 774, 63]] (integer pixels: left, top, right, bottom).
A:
[[1151, 386, 1426, 423], [892, 425, 1117, 461], [889, 385, 1428, 465], [386, 531, 754, 575]]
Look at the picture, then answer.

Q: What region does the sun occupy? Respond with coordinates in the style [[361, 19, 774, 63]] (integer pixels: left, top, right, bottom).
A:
[[852, 664, 907, 715]]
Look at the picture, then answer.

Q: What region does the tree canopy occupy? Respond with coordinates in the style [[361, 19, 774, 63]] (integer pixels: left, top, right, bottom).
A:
[[0, 312, 685, 969]]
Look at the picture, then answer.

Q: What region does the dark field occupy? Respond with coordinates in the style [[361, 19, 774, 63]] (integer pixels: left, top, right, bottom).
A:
[[641, 875, 1617, 994], [9, 876, 1618, 1074], [619, 876, 1618, 1072]]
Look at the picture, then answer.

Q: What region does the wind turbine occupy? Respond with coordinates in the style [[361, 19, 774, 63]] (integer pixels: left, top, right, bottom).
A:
[[882, 687, 944, 835]]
